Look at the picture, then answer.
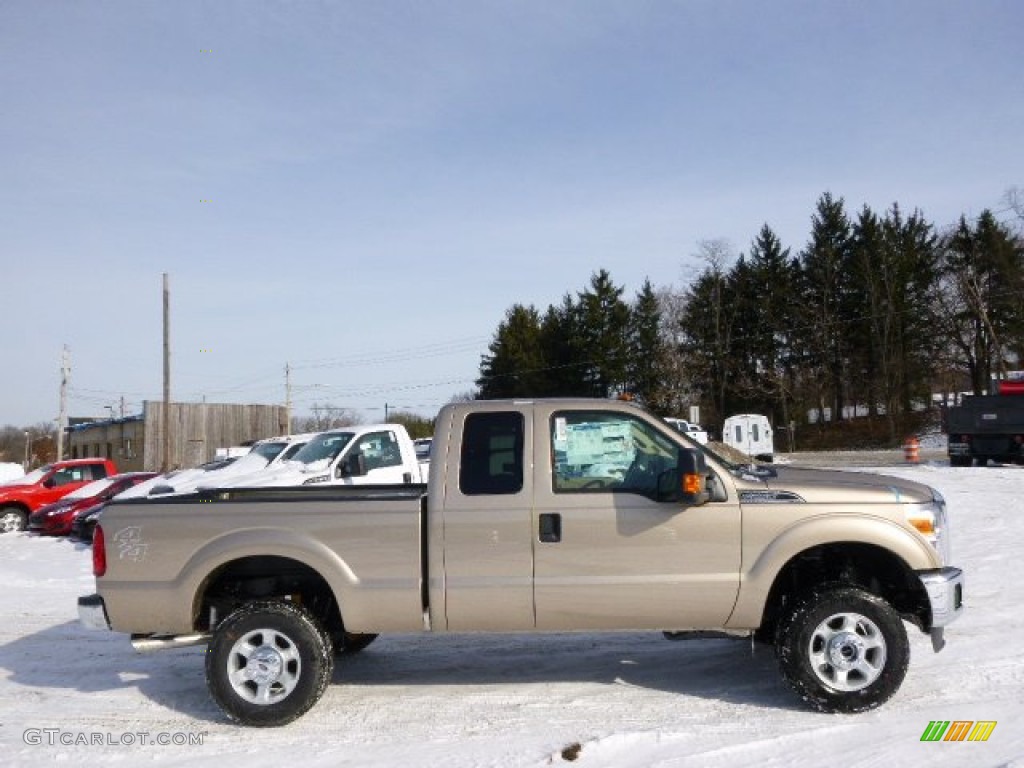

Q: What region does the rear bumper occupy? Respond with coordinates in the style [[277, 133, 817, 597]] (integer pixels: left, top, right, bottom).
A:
[[77, 593, 111, 631]]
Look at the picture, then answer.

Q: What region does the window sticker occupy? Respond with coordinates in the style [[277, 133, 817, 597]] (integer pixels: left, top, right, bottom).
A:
[[563, 420, 635, 467]]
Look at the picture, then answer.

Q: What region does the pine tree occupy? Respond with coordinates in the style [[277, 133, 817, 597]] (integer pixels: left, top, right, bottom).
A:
[[476, 304, 545, 398], [626, 279, 665, 406], [744, 224, 797, 440], [850, 205, 886, 417], [575, 270, 631, 397], [799, 192, 853, 423], [538, 295, 587, 396], [677, 241, 739, 422]]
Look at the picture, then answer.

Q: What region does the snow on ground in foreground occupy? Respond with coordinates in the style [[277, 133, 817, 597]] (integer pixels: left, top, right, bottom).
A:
[[0, 464, 1022, 767]]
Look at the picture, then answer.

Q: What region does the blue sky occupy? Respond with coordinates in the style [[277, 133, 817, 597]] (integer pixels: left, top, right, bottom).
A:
[[1, 0, 1021, 428]]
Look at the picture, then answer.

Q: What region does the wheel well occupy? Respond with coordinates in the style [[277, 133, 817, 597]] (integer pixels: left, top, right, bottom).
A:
[[758, 542, 930, 640], [195, 556, 344, 637]]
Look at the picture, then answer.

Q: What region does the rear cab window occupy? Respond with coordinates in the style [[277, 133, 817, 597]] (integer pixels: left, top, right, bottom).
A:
[[459, 412, 524, 495]]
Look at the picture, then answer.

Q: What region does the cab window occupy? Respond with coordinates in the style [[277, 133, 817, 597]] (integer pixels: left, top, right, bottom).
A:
[[459, 412, 524, 495], [551, 411, 678, 499], [359, 431, 403, 471]]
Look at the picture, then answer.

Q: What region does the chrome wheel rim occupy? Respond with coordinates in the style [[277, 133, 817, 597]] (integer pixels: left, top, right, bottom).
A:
[[808, 611, 887, 692], [1, 511, 24, 533], [226, 629, 301, 705]]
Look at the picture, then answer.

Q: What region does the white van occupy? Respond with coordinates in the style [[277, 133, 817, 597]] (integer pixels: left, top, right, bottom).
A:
[[723, 414, 773, 462]]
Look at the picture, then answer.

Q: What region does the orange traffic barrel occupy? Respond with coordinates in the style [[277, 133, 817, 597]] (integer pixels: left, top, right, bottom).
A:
[[903, 436, 920, 464]]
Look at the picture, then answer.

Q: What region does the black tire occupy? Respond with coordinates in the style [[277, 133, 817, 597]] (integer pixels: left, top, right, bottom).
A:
[[0, 506, 27, 534], [333, 632, 379, 655], [775, 586, 909, 714], [206, 599, 334, 727], [949, 456, 972, 468]]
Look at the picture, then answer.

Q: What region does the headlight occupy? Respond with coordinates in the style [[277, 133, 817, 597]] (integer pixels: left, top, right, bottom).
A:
[[303, 475, 329, 485], [906, 489, 951, 564]]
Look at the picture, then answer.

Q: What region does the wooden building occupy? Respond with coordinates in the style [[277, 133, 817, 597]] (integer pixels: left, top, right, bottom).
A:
[[67, 401, 288, 472]]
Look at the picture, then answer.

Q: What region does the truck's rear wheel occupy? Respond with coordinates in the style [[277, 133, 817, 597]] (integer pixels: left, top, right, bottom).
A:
[[775, 586, 908, 713], [206, 599, 334, 727], [0, 506, 27, 533]]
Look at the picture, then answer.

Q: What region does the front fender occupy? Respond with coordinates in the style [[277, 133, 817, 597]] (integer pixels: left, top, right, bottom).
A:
[[725, 513, 939, 629]]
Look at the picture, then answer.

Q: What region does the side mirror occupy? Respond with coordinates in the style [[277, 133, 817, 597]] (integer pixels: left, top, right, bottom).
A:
[[656, 449, 710, 506], [43, 477, 56, 489], [337, 452, 368, 478]]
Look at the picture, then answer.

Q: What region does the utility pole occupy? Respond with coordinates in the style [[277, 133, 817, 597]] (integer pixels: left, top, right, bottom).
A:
[[285, 363, 292, 435], [384, 402, 389, 421], [56, 345, 70, 461], [162, 273, 171, 472], [201, 393, 208, 465]]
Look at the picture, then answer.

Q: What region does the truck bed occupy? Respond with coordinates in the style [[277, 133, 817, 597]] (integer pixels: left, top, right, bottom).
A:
[[97, 485, 428, 635]]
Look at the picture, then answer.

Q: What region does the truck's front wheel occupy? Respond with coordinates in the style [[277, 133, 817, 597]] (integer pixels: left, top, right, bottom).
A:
[[206, 599, 334, 727], [775, 586, 909, 713]]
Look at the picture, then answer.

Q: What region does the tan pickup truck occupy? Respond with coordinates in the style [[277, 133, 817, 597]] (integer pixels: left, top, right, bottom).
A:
[[78, 398, 964, 727]]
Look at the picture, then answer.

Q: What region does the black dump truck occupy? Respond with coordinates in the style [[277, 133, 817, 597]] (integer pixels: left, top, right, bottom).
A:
[[944, 380, 1024, 466]]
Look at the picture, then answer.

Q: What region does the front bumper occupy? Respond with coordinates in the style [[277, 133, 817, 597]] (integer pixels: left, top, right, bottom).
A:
[[78, 593, 111, 631], [918, 567, 964, 651]]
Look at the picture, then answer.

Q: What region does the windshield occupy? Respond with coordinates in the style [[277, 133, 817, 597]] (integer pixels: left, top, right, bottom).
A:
[[290, 432, 354, 465], [66, 477, 117, 499], [646, 406, 763, 475], [250, 441, 287, 462], [277, 442, 307, 462], [13, 466, 51, 485]]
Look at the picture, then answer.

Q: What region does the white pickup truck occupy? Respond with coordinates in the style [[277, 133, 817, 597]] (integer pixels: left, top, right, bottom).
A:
[[214, 424, 425, 488]]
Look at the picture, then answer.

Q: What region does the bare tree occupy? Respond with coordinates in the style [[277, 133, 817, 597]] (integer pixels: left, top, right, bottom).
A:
[[1003, 186, 1024, 229], [653, 285, 700, 417], [297, 403, 363, 432]]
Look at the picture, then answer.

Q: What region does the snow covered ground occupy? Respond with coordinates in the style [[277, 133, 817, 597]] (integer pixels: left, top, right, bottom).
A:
[[0, 460, 1021, 767]]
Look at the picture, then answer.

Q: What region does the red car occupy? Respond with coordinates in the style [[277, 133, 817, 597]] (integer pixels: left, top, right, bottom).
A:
[[28, 472, 156, 536], [0, 458, 118, 533]]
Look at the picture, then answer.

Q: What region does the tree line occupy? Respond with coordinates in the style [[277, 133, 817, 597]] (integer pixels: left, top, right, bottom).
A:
[[476, 191, 1024, 444]]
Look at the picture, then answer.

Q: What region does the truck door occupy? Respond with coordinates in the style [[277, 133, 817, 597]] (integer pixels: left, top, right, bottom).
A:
[[342, 430, 411, 484], [36, 464, 102, 507], [436, 410, 536, 631], [533, 408, 741, 630]]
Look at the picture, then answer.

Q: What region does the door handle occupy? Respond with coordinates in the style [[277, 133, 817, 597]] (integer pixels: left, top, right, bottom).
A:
[[539, 512, 561, 543]]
